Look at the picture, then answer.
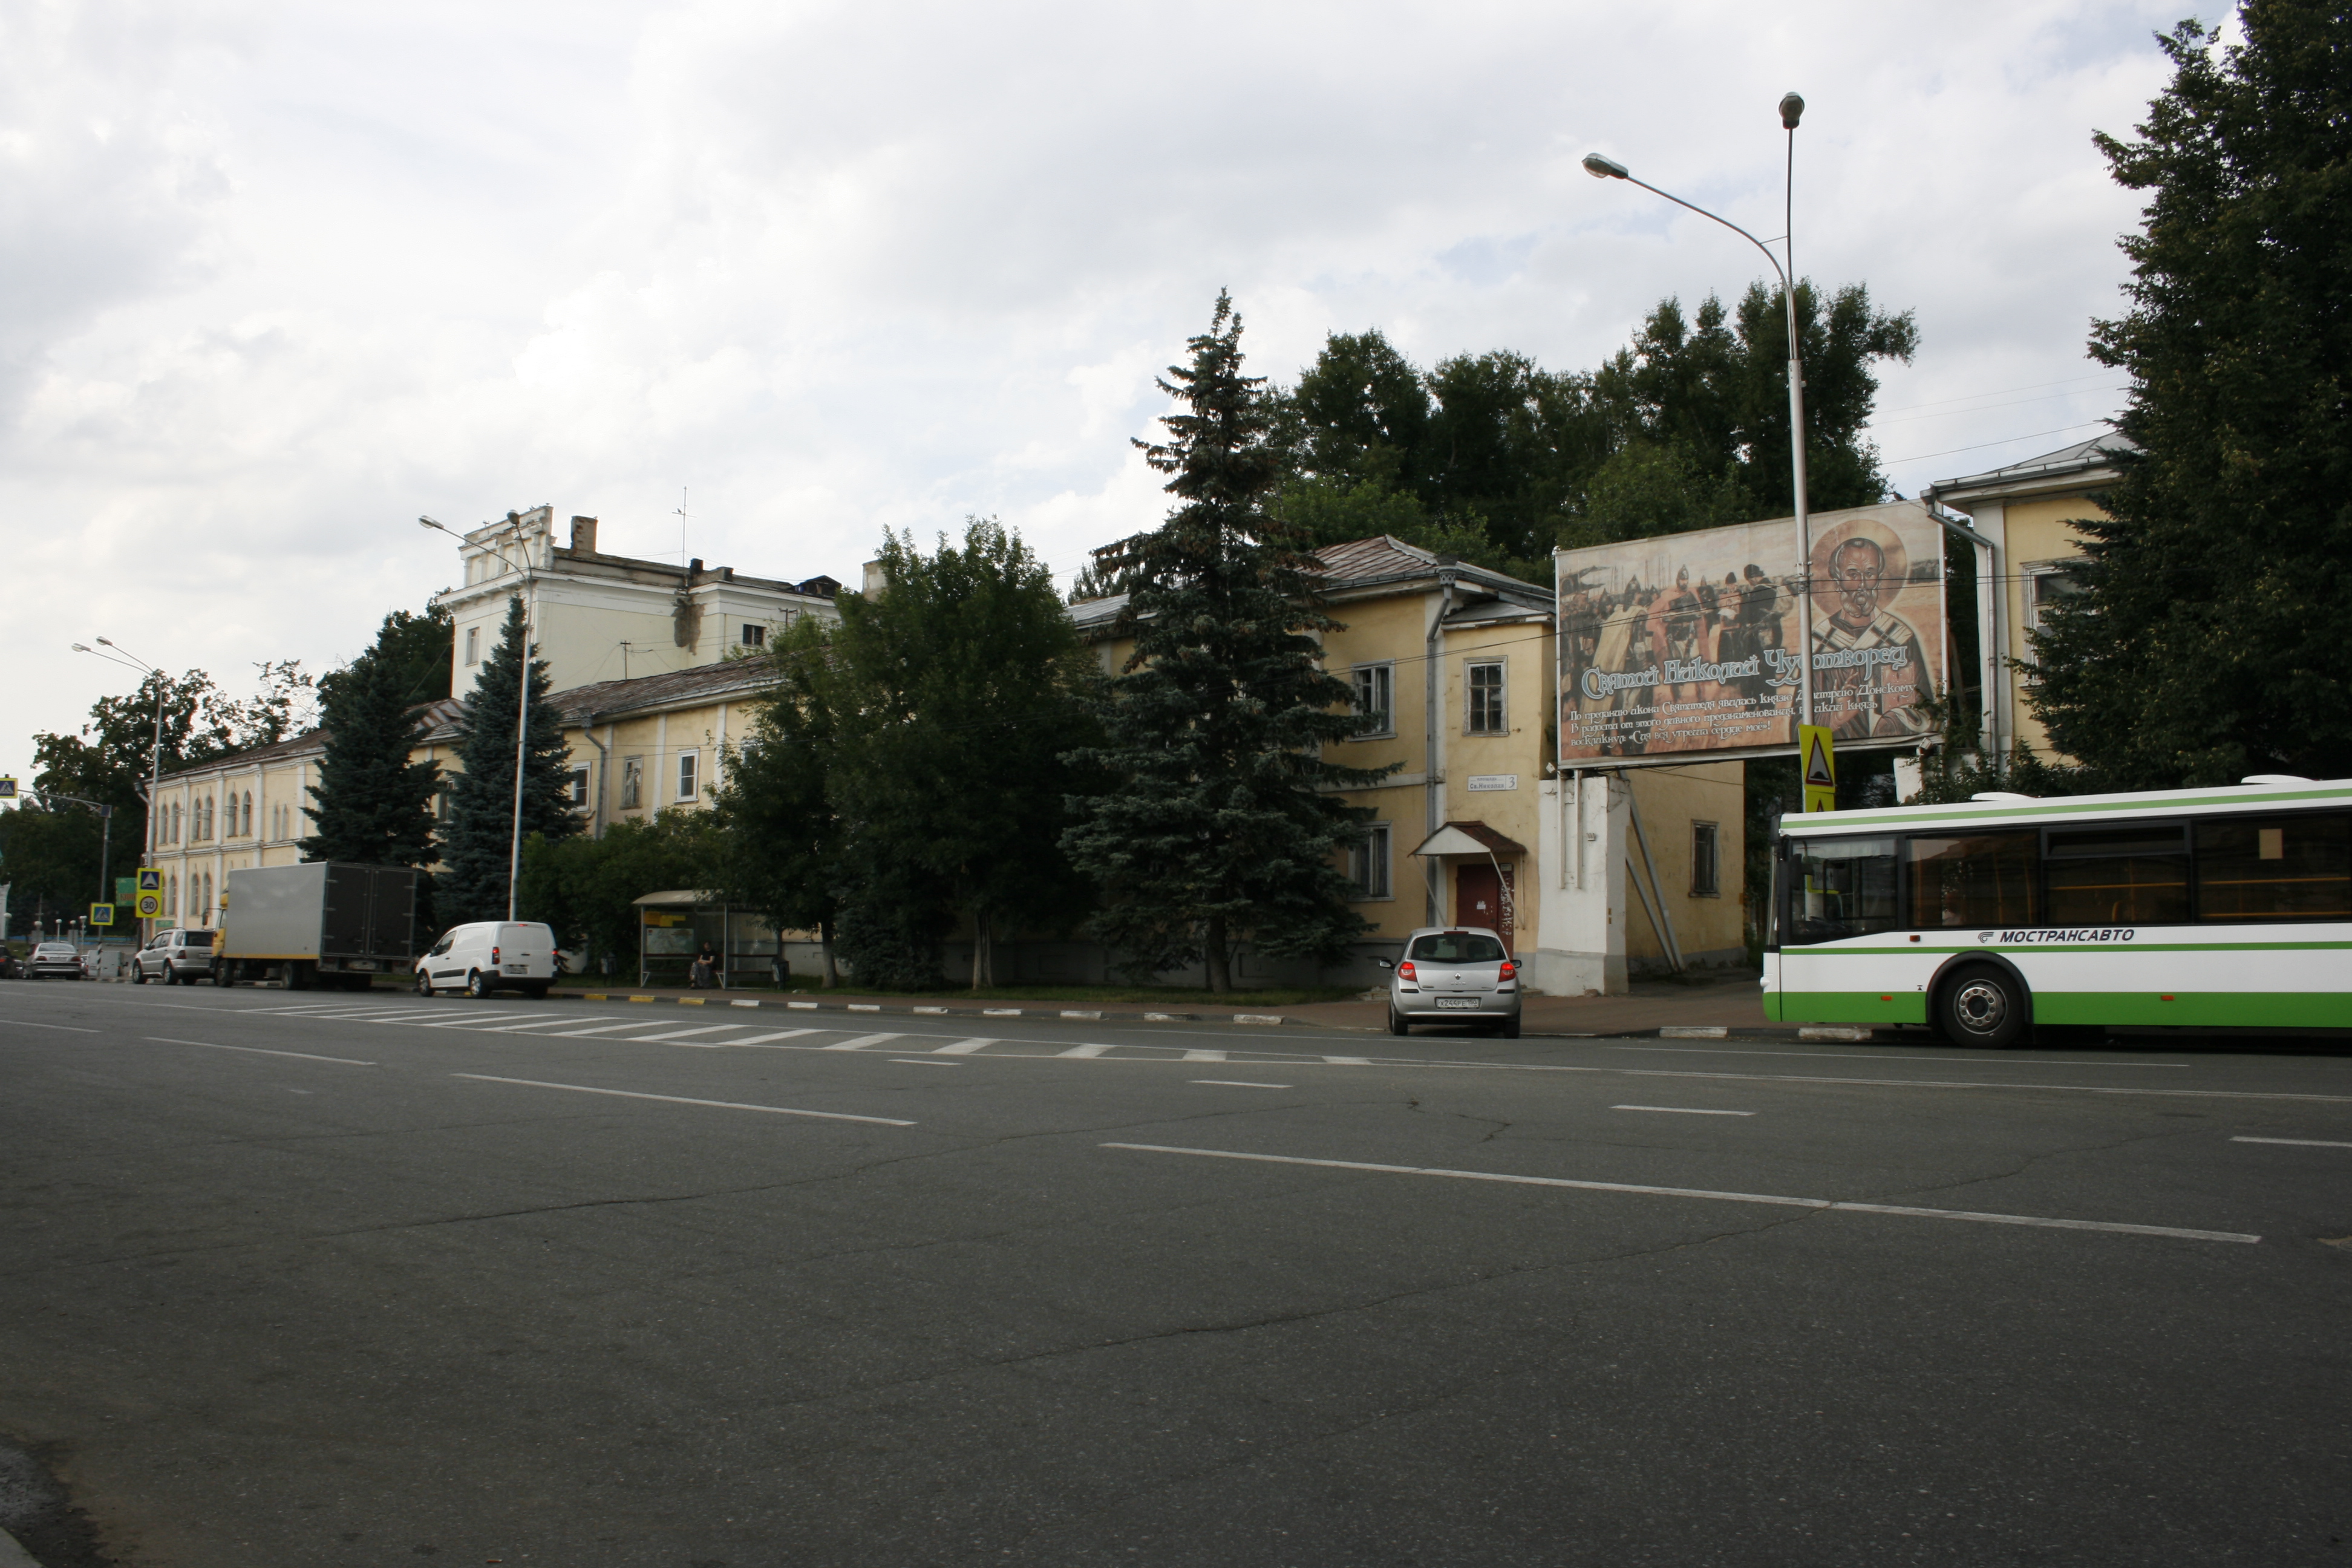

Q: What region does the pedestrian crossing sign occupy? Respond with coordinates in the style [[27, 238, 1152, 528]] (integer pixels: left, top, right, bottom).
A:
[[90, 902, 116, 927], [0, 776, 15, 799], [1799, 724, 1837, 813], [137, 869, 162, 892]]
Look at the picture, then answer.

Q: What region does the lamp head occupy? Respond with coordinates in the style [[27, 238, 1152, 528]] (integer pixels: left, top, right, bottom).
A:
[[72, 643, 92, 653], [96, 636, 114, 647], [1779, 92, 1805, 129], [1582, 153, 1630, 180], [418, 514, 444, 532]]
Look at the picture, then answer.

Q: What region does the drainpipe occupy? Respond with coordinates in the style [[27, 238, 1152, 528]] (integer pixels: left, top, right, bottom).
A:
[[1425, 572, 1455, 927], [581, 720, 611, 838]]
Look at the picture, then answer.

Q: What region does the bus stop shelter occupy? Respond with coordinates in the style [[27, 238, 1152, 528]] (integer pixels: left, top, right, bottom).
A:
[[628, 891, 782, 988]]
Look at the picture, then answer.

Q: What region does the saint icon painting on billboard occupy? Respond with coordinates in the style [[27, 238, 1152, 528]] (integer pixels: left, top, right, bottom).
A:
[[1809, 518, 1935, 740]]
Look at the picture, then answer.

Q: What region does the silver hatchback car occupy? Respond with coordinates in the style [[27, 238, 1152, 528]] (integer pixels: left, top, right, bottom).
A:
[[1377, 926, 1521, 1037]]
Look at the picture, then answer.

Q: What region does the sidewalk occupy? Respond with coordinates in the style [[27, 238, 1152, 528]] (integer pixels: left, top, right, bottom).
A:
[[540, 973, 1781, 1037]]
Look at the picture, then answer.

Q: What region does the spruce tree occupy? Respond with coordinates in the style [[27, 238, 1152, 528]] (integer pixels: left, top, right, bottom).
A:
[[1063, 293, 1392, 991], [301, 630, 442, 869], [2033, 3, 2352, 784], [440, 598, 581, 924]]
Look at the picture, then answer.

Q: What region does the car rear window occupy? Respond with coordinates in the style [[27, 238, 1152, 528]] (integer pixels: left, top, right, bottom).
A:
[[181, 931, 216, 946], [1406, 932, 1506, 963]]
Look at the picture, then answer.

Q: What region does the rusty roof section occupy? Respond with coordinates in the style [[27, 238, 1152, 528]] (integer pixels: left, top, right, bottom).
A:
[[153, 728, 327, 784], [419, 658, 777, 743], [1435, 819, 1530, 858]]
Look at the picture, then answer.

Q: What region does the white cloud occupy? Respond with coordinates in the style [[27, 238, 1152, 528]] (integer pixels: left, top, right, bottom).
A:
[[0, 0, 2184, 782]]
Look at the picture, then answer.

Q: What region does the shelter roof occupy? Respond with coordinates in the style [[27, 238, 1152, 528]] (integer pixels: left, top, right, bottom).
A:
[[1410, 820, 1529, 858]]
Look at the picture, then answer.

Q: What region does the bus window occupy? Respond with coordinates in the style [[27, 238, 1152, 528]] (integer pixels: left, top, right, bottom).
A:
[[2194, 814, 2351, 922], [1906, 832, 2039, 929], [2045, 824, 2190, 926], [1787, 835, 1897, 945]]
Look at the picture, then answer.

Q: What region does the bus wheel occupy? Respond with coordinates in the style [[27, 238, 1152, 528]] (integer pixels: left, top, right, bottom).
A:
[[1939, 964, 2027, 1050]]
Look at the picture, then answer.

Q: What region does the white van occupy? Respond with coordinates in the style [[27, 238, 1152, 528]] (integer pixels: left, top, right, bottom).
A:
[[414, 922, 558, 999]]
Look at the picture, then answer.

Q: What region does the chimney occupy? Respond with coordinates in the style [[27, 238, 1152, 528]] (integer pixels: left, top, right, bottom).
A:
[[569, 515, 599, 554], [862, 559, 886, 596], [688, 557, 703, 582]]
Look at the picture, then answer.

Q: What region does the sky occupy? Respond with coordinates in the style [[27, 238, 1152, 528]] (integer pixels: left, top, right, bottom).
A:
[[2, 0, 2206, 786]]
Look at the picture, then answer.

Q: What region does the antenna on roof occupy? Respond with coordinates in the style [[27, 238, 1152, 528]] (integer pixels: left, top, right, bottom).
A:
[[673, 487, 689, 567]]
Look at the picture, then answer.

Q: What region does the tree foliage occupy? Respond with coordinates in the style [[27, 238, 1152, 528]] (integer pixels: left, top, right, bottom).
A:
[[1267, 284, 1916, 580], [519, 813, 722, 975], [303, 610, 446, 872], [438, 598, 581, 926], [1065, 293, 1391, 991], [710, 615, 848, 982], [316, 604, 452, 713], [2031, 3, 2352, 785]]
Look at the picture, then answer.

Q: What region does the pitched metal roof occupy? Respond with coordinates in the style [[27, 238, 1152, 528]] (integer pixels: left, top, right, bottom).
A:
[[1927, 433, 2140, 499], [418, 659, 777, 744], [154, 728, 327, 783]]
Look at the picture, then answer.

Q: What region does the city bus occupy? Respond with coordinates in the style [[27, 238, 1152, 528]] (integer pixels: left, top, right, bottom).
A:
[[1763, 777, 2352, 1046]]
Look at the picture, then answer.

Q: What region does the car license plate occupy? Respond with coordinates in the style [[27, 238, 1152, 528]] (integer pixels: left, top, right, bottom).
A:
[[1434, 997, 1478, 1010], [347, 961, 377, 971]]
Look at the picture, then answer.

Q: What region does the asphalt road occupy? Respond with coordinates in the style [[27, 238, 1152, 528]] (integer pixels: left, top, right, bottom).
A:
[[2, 983, 2348, 1567]]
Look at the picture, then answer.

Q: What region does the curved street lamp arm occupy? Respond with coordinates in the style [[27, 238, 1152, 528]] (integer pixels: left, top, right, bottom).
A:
[[1621, 175, 1792, 295]]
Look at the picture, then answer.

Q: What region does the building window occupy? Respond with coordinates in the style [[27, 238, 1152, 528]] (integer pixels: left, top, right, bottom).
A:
[[434, 786, 452, 822], [677, 750, 699, 802], [241, 792, 254, 837], [620, 757, 644, 810], [1351, 664, 1393, 737], [1350, 823, 1393, 900], [465, 626, 480, 666], [1466, 660, 1507, 734], [1691, 821, 1722, 897], [170, 802, 181, 844], [569, 767, 590, 808], [740, 623, 765, 648], [2024, 564, 2086, 632], [168, 874, 178, 918]]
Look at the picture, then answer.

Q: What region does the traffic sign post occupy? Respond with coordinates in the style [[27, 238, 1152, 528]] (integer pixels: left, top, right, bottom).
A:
[[1800, 725, 1838, 813], [90, 902, 116, 928], [134, 867, 164, 927]]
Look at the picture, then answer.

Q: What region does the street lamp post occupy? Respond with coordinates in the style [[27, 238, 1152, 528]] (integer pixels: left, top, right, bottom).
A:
[[418, 515, 535, 922], [1584, 91, 1816, 734], [72, 638, 166, 935]]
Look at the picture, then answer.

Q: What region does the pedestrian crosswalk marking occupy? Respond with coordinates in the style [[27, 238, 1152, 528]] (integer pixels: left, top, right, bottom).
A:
[[930, 1038, 996, 1054], [822, 1033, 903, 1051], [723, 1029, 825, 1047], [1181, 1049, 1227, 1062], [628, 1025, 742, 1043]]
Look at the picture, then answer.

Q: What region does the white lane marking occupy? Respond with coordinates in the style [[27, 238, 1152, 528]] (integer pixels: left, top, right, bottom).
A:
[[1616, 1068, 2352, 1105], [1190, 1080, 1293, 1089], [485, 1017, 603, 1033], [1613, 1105, 1756, 1117], [2233, 1135, 2352, 1149], [722, 1029, 825, 1047], [626, 1025, 743, 1043], [0, 1018, 100, 1033], [451, 1074, 914, 1125], [1103, 1144, 2260, 1245], [549, 1021, 683, 1038], [1613, 1045, 2189, 1069], [889, 1059, 961, 1067], [1321, 1056, 1373, 1066], [822, 1033, 902, 1051], [1182, 1050, 1228, 1062], [146, 1037, 375, 1066], [1058, 1044, 1112, 1058], [413, 1011, 547, 1029], [932, 1038, 996, 1055]]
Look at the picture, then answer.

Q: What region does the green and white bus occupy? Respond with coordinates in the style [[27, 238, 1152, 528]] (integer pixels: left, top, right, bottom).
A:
[[1764, 777, 2352, 1045]]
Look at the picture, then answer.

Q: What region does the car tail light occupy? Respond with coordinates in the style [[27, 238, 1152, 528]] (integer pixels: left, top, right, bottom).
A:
[[1397, 961, 1416, 981], [491, 945, 501, 964], [1498, 961, 1516, 981]]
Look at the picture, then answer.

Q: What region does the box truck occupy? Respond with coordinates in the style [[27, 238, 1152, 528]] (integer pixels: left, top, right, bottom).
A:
[[214, 863, 417, 991]]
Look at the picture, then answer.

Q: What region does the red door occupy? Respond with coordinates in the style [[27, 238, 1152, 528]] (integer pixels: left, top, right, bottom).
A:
[[1454, 863, 1514, 952]]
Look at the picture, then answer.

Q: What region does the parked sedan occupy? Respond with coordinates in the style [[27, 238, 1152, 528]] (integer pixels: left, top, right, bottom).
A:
[[27, 942, 84, 979], [1377, 926, 1521, 1037]]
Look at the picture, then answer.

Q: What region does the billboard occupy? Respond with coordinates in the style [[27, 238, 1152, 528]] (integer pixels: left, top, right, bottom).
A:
[[1557, 501, 1947, 765]]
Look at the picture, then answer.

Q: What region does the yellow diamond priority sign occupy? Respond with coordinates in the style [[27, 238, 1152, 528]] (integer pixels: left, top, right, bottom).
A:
[[1799, 724, 1837, 813]]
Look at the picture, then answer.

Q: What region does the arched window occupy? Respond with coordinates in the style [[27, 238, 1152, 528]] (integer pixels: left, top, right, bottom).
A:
[[203, 871, 214, 923], [168, 874, 178, 916], [170, 803, 181, 843], [241, 792, 253, 837]]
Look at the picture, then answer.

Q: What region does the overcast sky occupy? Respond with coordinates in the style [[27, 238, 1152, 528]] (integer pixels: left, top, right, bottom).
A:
[[4, 0, 2201, 785]]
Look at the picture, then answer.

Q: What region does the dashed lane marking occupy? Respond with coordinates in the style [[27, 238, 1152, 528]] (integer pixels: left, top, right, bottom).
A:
[[1190, 1080, 1292, 1089], [147, 1037, 374, 1066], [0, 1019, 100, 1032], [2232, 1135, 2352, 1149], [1182, 1050, 1227, 1062], [1612, 1044, 2190, 1069], [451, 1074, 914, 1125], [1614, 1105, 1756, 1117], [1103, 1143, 2261, 1245]]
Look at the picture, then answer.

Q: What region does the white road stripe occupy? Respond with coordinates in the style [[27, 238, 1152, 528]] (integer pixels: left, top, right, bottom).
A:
[[1321, 1056, 1373, 1066], [2233, 1135, 2352, 1149], [723, 1029, 825, 1047], [1058, 1044, 1112, 1058], [1613, 1045, 2189, 1069], [932, 1038, 996, 1055], [1614, 1105, 1756, 1117], [147, 1037, 374, 1066], [1102, 1143, 2261, 1245], [1182, 1050, 1228, 1062], [413, 1011, 547, 1029], [0, 1018, 100, 1032], [485, 1018, 601, 1033], [1616, 1068, 2352, 1105], [890, 1059, 961, 1067], [1191, 1080, 1292, 1089], [822, 1033, 903, 1051], [549, 1021, 682, 1037], [625, 1025, 743, 1043], [451, 1074, 914, 1125]]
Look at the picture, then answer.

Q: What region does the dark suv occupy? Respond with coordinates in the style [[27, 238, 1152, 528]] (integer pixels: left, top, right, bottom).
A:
[[136, 927, 218, 985]]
